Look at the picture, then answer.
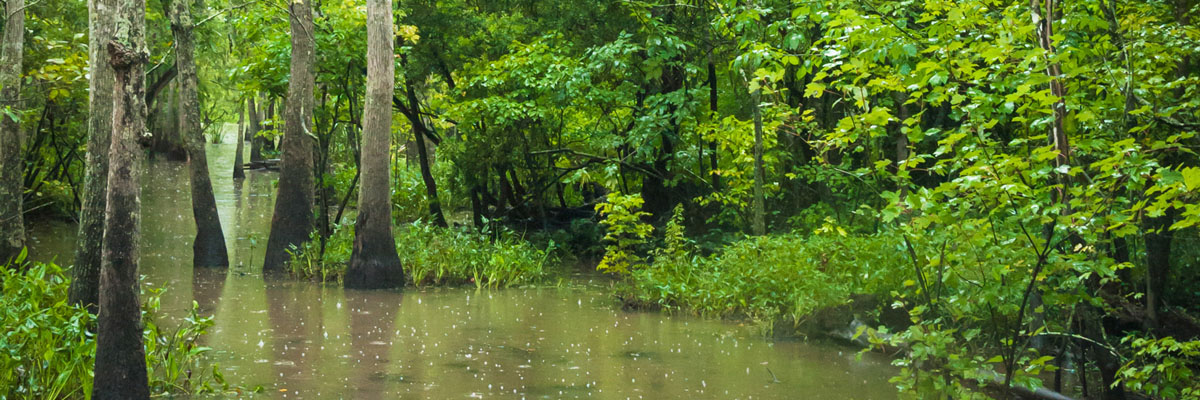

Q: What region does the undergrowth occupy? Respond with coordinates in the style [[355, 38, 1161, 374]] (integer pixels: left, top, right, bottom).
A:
[[0, 253, 244, 398], [289, 221, 555, 288]]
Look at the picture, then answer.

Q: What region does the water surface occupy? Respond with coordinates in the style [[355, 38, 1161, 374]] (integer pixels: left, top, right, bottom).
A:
[[28, 125, 897, 399]]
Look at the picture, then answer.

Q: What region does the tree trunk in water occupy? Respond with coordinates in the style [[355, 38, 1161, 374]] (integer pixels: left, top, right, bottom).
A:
[[169, 0, 229, 268], [750, 89, 766, 236], [93, 16, 151, 400], [233, 99, 245, 179], [263, 0, 316, 273], [0, 0, 25, 262], [345, 0, 402, 289], [70, 0, 117, 308]]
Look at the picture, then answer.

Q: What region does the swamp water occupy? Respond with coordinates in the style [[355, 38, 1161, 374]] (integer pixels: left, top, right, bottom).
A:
[[27, 125, 897, 399]]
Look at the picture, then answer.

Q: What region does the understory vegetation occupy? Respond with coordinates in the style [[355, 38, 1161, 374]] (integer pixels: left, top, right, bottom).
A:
[[288, 222, 555, 288], [0, 256, 245, 398]]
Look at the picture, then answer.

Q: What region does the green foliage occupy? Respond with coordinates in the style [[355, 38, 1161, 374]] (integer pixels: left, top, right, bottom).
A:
[[0, 258, 94, 399], [625, 231, 906, 323], [595, 192, 654, 275], [289, 222, 554, 288], [1118, 335, 1200, 400], [0, 257, 238, 399]]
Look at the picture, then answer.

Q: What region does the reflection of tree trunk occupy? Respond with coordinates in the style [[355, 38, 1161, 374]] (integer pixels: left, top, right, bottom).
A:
[[70, 0, 116, 309], [93, 13, 151, 399], [265, 284, 324, 395], [234, 99, 245, 179], [191, 263, 227, 316], [345, 0, 403, 289], [169, 0, 229, 268], [347, 292, 399, 395], [0, 0, 26, 262], [263, 0, 316, 273]]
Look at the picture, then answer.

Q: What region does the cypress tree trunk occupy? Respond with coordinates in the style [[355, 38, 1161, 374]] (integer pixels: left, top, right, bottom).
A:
[[263, 0, 316, 272], [70, 0, 117, 308], [234, 99, 245, 179], [345, 0, 403, 289], [0, 0, 26, 262], [169, 0, 229, 268], [93, 12, 151, 400]]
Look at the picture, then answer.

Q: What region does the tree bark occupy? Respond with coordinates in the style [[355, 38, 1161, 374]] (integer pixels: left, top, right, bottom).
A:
[[247, 94, 260, 142], [402, 79, 448, 227], [894, 91, 910, 200], [707, 56, 720, 191], [0, 0, 26, 262], [169, 0, 229, 268], [263, 0, 316, 273], [251, 97, 270, 163], [234, 99, 245, 179], [1145, 207, 1178, 326], [345, 0, 403, 289], [70, 0, 117, 308], [93, 18, 151, 400], [751, 89, 766, 236]]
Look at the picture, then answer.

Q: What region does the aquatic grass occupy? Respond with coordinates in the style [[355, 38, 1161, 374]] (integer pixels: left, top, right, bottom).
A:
[[0, 254, 244, 399], [289, 221, 555, 288]]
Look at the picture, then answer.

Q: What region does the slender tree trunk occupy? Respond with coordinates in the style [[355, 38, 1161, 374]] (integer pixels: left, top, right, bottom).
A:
[[234, 99, 245, 179], [263, 0, 316, 272], [93, 13, 151, 400], [70, 0, 117, 308], [402, 80, 447, 227], [247, 94, 260, 143], [751, 89, 766, 236], [894, 91, 910, 200], [1145, 207, 1178, 326], [1030, 0, 1068, 354], [169, 0, 229, 268], [251, 97, 269, 164], [707, 56, 720, 191], [345, 0, 403, 289], [0, 0, 26, 262]]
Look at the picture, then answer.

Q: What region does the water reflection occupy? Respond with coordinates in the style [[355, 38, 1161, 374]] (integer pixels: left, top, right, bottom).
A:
[[26, 125, 898, 399]]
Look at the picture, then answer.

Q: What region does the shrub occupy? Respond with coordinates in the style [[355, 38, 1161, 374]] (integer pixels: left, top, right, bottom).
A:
[[289, 222, 555, 288], [0, 258, 94, 399], [0, 254, 239, 398], [594, 192, 653, 275], [623, 230, 907, 324]]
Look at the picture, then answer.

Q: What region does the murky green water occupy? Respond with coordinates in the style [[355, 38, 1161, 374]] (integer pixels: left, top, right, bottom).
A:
[[27, 125, 897, 399]]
